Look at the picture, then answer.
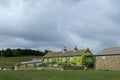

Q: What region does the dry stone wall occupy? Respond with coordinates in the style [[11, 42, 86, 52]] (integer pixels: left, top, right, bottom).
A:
[[95, 55, 120, 70]]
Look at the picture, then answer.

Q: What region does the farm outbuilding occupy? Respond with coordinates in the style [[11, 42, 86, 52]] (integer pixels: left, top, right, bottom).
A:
[[95, 47, 120, 70], [19, 59, 42, 69]]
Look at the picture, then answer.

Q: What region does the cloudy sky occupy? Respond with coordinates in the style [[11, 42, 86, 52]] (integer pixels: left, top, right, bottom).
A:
[[0, 0, 120, 53]]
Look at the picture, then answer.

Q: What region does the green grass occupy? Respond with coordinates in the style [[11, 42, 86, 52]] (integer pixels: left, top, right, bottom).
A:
[[0, 70, 120, 80], [0, 56, 41, 68]]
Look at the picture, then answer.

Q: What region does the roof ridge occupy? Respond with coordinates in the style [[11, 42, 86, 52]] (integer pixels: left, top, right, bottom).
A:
[[96, 47, 120, 56], [43, 48, 90, 58]]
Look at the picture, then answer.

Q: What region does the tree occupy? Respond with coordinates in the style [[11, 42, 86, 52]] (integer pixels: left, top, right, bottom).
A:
[[0, 48, 50, 57], [3, 48, 14, 57], [44, 50, 52, 55]]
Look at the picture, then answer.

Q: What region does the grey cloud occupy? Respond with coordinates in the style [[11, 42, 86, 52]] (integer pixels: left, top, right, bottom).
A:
[[0, 0, 120, 53]]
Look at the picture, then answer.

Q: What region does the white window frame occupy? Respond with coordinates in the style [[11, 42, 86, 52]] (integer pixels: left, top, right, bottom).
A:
[[102, 56, 106, 60], [70, 57, 73, 61], [49, 58, 52, 62], [44, 58, 48, 62], [85, 56, 92, 61], [62, 57, 66, 62]]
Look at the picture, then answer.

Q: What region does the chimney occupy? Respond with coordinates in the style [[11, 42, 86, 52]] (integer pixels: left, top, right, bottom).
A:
[[86, 48, 90, 52], [63, 47, 67, 53], [74, 46, 78, 50]]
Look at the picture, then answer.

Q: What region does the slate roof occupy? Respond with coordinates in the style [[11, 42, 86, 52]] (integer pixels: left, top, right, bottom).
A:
[[43, 48, 91, 58], [20, 59, 42, 64], [95, 47, 120, 56]]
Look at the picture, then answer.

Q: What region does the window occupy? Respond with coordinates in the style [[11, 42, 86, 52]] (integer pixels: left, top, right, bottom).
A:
[[70, 57, 73, 61], [85, 57, 92, 61], [56, 58, 59, 62], [62, 57, 66, 62], [44, 58, 48, 62], [101, 56, 106, 60], [49, 58, 52, 62]]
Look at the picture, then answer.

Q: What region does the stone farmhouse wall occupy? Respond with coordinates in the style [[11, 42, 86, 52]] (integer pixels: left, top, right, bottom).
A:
[[95, 55, 120, 70]]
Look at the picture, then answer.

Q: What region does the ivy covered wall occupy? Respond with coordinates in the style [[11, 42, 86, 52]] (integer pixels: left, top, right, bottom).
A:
[[43, 52, 94, 67]]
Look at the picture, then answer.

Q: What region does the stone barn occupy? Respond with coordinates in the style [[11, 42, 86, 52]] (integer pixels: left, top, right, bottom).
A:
[[95, 47, 120, 70]]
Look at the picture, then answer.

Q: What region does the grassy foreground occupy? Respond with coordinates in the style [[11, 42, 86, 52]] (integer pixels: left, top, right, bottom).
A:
[[0, 70, 120, 80]]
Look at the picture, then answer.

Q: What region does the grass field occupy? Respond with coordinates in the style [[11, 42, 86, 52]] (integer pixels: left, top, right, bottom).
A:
[[0, 70, 120, 80], [0, 56, 41, 68]]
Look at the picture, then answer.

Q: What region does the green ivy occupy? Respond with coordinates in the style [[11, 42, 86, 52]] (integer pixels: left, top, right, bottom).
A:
[[76, 56, 83, 66], [59, 58, 62, 62], [43, 52, 94, 68], [80, 52, 94, 67], [52, 58, 56, 62], [42, 62, 49, 67], [66, 57, 70, 62], [73, 56, 77, 63], [56, 58, 59, 62]]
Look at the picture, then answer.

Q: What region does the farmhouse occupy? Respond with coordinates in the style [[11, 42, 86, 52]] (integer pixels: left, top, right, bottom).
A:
[[95, 47, 120, 70], [43, 47, 94, 67]]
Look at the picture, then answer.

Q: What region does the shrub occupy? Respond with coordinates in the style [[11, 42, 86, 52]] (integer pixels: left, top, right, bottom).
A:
[[42, 62, 49, 67], [57, 62, 64, 66], [62, 63, 71, 66]]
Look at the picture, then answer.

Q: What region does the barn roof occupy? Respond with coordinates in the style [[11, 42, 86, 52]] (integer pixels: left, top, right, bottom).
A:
[[20, 59, 42, 64], [95, 47, 120, 56], [43, 48, 91, 58]]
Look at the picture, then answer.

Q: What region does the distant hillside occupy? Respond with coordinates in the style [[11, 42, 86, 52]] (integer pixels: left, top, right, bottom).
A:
[[0, 56, 42, 69]]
